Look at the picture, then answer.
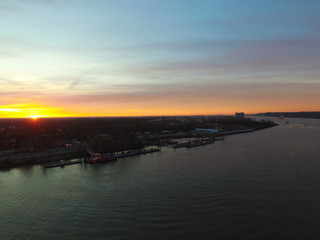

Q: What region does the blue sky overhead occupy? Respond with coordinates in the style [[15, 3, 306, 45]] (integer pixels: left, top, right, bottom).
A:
[[1, 0, 320, 117]]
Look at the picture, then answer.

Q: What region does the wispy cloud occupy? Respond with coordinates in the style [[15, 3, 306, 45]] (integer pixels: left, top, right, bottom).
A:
[[1, 81, 320, 116], [0, 2, 23, 13], [34, 81, 320, 104], [104, 39, 320, 84], [66, 68, 99, 90]]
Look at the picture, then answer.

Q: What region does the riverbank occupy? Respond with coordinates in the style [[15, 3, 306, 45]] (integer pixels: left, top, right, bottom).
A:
[[0, 124, 277, 170], [0, 146, 161, 170], [0, 146, 81, 169]]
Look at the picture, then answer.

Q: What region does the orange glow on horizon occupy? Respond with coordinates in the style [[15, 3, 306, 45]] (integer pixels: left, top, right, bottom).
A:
[[0, 104, 70, 118], [0, 101, 319, 118]]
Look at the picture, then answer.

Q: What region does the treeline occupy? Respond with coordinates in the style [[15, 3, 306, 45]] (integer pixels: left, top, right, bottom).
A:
[[0, 116, 277, 153]]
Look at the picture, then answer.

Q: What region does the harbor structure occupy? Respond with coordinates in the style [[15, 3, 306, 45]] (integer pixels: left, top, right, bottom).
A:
[[193, 128, 219, 135], [235, 112, 245, 120]]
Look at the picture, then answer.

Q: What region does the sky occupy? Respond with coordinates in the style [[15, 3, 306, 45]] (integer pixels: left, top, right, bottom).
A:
[[1, 0, 320, 118]]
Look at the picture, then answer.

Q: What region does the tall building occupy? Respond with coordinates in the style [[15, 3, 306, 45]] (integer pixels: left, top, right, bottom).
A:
[[235, 112, 245, 120]]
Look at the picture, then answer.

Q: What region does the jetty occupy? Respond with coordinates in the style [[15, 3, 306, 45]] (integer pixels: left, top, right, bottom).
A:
[[44, 147, 160, 169], [221, 129, 254, 135], [44, 159, 82, 168], [0, 146, 80, 169], [116, 148, 160, 158], [186, 139, 214, 148]]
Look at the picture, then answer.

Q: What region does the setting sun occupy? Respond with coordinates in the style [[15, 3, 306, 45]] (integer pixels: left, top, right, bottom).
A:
[[0, 104, 71, 118]]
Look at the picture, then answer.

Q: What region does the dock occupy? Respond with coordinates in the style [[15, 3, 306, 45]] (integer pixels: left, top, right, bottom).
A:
[[116, 148, 160, 158], [215, 136, 224, 141], [44, 159, 82, 168], [221, 129, 254, 135], [186, 139, 214, 148]]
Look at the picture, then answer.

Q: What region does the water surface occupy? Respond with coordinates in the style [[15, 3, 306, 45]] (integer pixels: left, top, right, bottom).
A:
[[1, 117, 320, 240]]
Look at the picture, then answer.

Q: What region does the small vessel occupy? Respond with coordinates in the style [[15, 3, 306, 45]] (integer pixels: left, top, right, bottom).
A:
[[87, 153, 117, 163], [292, 123, 307, 128]]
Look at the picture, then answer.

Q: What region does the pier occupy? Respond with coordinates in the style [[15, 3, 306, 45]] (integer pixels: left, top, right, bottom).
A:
[[221, 129, 254, 135], [44, 159, 83, 168], [116, 148, 160, 158], [43, 148, 160, 169]]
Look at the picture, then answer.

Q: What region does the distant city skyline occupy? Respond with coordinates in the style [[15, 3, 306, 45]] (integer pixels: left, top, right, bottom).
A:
[[1, 0, 320, 118]]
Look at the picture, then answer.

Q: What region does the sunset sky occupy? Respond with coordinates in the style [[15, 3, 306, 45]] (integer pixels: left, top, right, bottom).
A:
[[1, 0, 320, 118]]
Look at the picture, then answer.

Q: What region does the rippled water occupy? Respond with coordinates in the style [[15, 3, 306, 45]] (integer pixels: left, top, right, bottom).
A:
[[1, 117, 320, 240]]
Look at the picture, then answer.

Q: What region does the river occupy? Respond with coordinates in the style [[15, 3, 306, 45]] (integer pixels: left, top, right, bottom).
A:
[[1, 117, 320, 240]]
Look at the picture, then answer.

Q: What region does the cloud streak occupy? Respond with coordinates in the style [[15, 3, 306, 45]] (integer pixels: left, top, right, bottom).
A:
[[2, 81, 319, 115], [0, 2, 22, 12]]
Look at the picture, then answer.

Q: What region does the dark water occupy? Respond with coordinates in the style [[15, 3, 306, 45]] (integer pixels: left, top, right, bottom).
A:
[[1, 117, 320, 240]]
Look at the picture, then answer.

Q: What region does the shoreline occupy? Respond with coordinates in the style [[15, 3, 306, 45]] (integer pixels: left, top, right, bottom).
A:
[[0, 146, 81, 169], [0, 125, 276, 170]]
